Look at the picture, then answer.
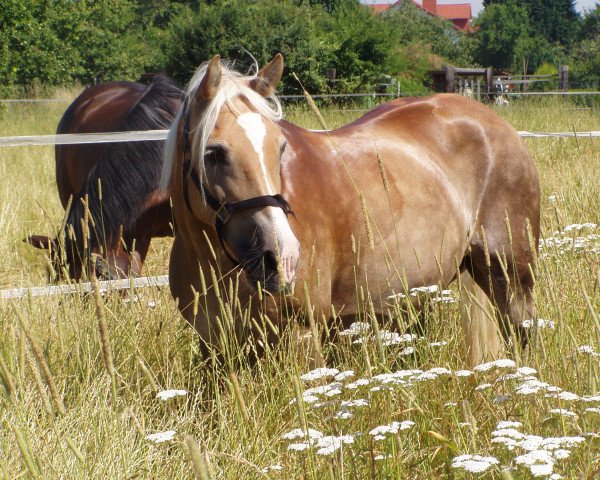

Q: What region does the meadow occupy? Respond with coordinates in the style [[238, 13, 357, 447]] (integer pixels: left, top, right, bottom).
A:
[[0, 92, 599, 479]]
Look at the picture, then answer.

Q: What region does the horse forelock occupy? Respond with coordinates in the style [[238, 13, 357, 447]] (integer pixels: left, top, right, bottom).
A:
[[160, 59, 283, 192]]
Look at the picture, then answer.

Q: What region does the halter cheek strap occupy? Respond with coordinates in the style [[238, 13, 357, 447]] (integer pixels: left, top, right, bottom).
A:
[[180, 99, 293, 266]]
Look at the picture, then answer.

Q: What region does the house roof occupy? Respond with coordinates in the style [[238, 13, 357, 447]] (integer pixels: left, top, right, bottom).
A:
[[369, 3, 393, 13], [363, 1, 472, 30], [435, 4, 471, 20]]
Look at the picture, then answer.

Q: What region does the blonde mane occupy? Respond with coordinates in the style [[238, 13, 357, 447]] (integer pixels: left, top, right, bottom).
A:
[[160, 59, 283, 191]]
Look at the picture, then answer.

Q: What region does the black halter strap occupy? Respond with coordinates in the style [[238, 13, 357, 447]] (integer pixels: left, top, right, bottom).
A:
[[180, 99, 293, 266]]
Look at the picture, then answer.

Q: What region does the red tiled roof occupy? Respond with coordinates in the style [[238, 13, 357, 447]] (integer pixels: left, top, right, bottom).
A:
[[369, 4, 393, 13], [436, 4, 471, 20]]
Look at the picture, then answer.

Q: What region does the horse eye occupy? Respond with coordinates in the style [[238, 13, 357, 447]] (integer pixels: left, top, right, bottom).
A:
[[205, 145, 228, 164], [279, 140, 288, 156]]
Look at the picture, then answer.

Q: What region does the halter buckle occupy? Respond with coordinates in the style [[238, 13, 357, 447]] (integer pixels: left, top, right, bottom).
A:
[[215, 204, 231, 224]]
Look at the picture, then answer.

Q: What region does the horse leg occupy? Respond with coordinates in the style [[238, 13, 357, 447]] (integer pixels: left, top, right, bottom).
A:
[[459, 270, 504, 366]]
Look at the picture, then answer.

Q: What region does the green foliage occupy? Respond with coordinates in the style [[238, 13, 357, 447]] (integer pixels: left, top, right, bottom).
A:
[[578, 3, 600, 40], [0, 0, 151, 87], [474, 1, 532, 72], [571, 37, 600, 89], [474, 1, 567, 74], [0, 0, 596, 93], [532, 62, 559, 90], [486, 0, 580, 45], [162, 0, 334, 94]]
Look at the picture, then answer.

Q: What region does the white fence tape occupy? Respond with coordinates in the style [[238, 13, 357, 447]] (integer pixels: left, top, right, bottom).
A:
[[1, 129, 599, 148], [1, 275, 169, 300], [0, 129, 169, 147], [0, 124, 598, 299], [519, 131, 600, 138]]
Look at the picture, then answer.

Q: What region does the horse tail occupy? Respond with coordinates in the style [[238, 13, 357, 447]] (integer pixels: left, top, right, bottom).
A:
[[459, 270, 504, 367]]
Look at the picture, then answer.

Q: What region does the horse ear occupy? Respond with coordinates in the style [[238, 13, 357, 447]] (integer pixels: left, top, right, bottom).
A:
[[197, 55, 222, 102], [251, 53, 284, 97], [25, 235, 55, 250]]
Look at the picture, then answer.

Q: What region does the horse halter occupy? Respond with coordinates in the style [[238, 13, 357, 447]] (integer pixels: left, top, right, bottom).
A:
[[180, 99, 293, 266]]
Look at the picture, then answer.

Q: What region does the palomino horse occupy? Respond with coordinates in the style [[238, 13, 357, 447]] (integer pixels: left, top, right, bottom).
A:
[[161, 54, 540, 365], [28, 76, 183, 279]]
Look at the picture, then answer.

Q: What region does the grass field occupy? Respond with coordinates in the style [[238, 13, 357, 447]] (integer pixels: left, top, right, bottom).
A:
[[0, 93, 599, 479]]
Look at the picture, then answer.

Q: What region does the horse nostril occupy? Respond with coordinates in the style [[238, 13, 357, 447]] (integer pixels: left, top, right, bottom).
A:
[[263, 250, 278, 272]]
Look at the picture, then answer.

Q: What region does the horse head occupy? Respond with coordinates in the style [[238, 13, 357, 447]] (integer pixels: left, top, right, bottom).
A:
[[26, 228, 131, 281], [164, 54, 300, 293]]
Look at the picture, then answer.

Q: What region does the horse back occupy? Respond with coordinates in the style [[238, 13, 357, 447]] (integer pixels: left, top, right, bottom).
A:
[[55, 82, 148, 207], [279, 94, 539, 305]]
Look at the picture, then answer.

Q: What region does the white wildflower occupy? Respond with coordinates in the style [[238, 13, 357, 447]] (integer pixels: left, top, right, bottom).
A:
[[546, 391, 580, 401], [300, 368, 340, 382], [492, 428, 526, 440], [455, 370, 474, 377], [338, 322, 370, 336], [156, 389, 187, 401], [334, 410, 353, 419], [315, 435, 354, 455], [497, 420, 522, 429], [474, 359, 517, 372], [281, 428, 323, 441], [334, 370, 354, 381], [262, 464, 284, 473], [549, 408, 578, 418], [522, 318, 556, 330], [451, 454, 499, 473], [369, 421, 415, 438], [475, 383, 493, 391], [346, 378, 371, 389], [399, 346, 415, 356], [146, 430, 176, 444], [578, 345, 600, 357], [341, 399, 369, 408], [493, 394, 512, 404], [288, 442, 310, 452]]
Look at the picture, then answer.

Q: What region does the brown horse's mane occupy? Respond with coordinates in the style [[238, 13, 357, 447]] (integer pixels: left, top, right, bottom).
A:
[[64, 75, 183, 261]]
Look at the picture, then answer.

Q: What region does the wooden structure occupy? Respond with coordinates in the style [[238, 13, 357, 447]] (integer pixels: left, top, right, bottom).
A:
[[431, 65, 570, 100]]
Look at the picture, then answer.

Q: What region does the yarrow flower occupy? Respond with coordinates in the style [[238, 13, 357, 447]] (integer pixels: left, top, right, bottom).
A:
[[474, 359, 517, 372], [300, 368, 340, 382], [369, 421, 415, 440], [146, 430, 176, 444], [451, 454, 499, 473], [156, 389, 187, 401], [522, 318, 556, 330], [338, 322, 371, 336], [262, 464, 283, 473], [281, 428, 323, 441]]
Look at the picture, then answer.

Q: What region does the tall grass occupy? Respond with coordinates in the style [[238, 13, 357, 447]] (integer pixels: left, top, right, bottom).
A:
[[0, 95, 598, 478]]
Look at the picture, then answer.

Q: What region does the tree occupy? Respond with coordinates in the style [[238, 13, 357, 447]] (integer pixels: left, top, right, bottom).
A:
[[474, 1, 531, 71], [162, 0, 334, 94], [481, 0, 579, 46], [578, 3, 600, 40]]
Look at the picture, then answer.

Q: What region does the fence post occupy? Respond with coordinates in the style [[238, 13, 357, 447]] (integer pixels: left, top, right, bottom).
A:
[[444, 65, 456, 93], [485, 68, 494, 99], [559, 65, 569, 92]]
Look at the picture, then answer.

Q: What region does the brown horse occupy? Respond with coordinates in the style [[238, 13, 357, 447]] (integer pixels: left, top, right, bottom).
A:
[[28, 76, 183, 279], [161, 55, 540, 365]]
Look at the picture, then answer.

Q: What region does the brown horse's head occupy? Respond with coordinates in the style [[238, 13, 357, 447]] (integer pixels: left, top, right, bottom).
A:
[[26, 231, 131, 281], [163, 54, 300, 293]]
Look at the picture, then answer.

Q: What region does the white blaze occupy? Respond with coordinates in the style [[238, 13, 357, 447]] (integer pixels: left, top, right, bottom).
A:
[[236, 112, 300, 284], [237, 112, 273, 195]]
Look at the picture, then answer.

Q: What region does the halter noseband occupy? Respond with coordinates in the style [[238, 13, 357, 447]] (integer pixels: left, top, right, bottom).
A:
[[180, 99, 293, 266]]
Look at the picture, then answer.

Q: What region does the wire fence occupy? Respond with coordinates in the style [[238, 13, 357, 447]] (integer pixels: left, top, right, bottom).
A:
[[1, 94, 598, 299]]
